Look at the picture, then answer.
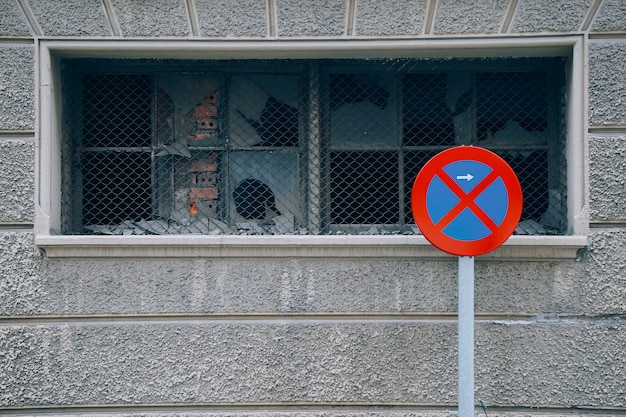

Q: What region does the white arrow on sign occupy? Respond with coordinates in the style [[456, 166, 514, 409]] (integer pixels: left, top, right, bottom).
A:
[[456, 173, 474, 182]]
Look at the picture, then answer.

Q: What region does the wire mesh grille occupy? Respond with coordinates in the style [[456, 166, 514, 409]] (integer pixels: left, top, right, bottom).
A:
[[82, 74, 152, 148], [330, 151, 399, 225], [63, 58, 567, 236], [81, 151, 152, 226]]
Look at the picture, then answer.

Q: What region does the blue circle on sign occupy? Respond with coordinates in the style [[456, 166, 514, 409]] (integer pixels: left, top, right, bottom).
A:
[[475, 177, 508, 226], [426, 160, 509, 242]]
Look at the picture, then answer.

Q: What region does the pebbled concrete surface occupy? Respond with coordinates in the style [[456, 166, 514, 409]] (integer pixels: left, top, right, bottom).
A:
[[510, 0, 592, 33], [583, 230, 626, 315], [475, 318, 626, 407], [0, 321, 457, 406], [196, 0, 267, 37], [1, 320, 624, 407], [0, 45, 34, 130], [276, 0, 346, 36], [588, 41, 626, 126], [28, 0, 111, 36], [0, 255, 600, 317], [0, 0, 31, 36], [591, 0, 626, 32], [589, 135, 626, 221], [355, 0, 426, 36], [110, 0, 190, 37], [0, 139, 34, 222], [433, 0, 509, 34], [0, 233, 43, 315]]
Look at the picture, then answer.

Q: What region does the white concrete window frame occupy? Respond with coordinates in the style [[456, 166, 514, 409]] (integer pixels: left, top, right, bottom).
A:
[[34, 37, 589, 260]]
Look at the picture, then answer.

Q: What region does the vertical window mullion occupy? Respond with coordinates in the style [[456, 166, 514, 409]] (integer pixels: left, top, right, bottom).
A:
[[222, 73, 233, 225], [447, 71, 474, 146], [397, 71, 406, 227], [307, 63, 322, 234], [68, 71, 84, 234], [150, 75, 158, 220]]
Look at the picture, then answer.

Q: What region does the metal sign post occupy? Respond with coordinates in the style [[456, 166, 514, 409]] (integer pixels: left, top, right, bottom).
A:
[[458, 255, 474, 417], [411, 146, 523, 417]]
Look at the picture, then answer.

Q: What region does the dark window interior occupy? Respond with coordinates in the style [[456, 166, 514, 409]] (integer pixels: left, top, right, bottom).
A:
[[62, 58, 567, 236]]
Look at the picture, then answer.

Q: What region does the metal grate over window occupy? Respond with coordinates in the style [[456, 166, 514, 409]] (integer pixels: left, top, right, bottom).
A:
[[61, 58, 567, 236]]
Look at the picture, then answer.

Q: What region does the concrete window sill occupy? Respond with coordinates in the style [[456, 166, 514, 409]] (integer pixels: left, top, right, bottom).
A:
[[35, 234, 589, 260]]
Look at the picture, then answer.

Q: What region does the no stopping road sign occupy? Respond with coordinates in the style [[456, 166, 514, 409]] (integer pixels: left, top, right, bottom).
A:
[[411, 146, 523, 256]]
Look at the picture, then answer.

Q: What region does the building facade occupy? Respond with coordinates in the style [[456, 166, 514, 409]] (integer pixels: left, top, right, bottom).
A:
[[1, 0, 625, 416]]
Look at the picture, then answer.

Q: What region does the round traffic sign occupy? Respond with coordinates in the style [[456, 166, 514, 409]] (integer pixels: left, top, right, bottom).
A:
[[411, 146, 522, 256]]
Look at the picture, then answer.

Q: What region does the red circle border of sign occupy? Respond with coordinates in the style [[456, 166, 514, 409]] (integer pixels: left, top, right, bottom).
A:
[[411, 146, 523, 257]]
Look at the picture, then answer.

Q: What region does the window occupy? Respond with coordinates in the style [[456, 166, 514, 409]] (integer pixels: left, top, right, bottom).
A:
[[60, 57, 567, 237]]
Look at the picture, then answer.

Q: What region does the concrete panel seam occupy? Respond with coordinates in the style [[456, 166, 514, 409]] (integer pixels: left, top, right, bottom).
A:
[[101, 0, 122, 36], [0, 222, 33, 231], [580, 0, 605, 32], [500, 0, 519, 34], [423, 0, 436, 35], [2, 313, 624, 326], [16, 0, 42, 36], [0, 130, 35, 138], [589, 32, 626, 39], [184, 0, 200, 37], [590, 221, 626, 228], [588, 126, 626, 134], [0, 314, 460, 326], [3, 404, 626, 415], [0, 38, 34, 44], [346, 0, 356, 36], [267, 0, 277, 37]]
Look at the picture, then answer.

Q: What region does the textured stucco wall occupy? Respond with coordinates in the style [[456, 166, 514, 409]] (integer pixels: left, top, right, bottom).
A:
[[1, 251, 614, 318], [2, 319, 625, 407], [111, 0, 190, 37], [28, 0, 110, 36], [1, 1, 625, 417], [2, 231, 626, 411], [592, 0, 626, 32], [195, 0, 267, 37], [433, 0, 509, 34], [0, 139, 34, 222], [0, 0, 31, 36], [354, 0, 426, 36], [510, 0, 592, 33], [0, 45, 34, 130], [276, 0, 346, 37], [588, 41, 626, 127], [589, 135, 626, 221]]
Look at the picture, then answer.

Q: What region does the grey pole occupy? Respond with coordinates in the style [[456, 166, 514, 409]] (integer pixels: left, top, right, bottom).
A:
[[458, 255, 475, 417]]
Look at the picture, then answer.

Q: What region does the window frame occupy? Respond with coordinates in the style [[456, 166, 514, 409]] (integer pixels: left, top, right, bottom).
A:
[[35, 37, 588, 260]]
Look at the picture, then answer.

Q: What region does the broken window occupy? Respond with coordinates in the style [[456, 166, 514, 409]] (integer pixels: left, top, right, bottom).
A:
[[61, 58, 567, 236]]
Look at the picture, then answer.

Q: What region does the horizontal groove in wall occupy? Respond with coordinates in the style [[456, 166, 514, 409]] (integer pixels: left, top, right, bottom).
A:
[[0, 129, 35, 138], [0, 37, 34, 44], [589, 32, 626, 39], [0, 32, 619, 42], [588, 126, 626, 134], [1, 313, 624, 326], [2, 402, 626, 416], [0, 222, 34, 231], [590, 221, 626, 228]]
